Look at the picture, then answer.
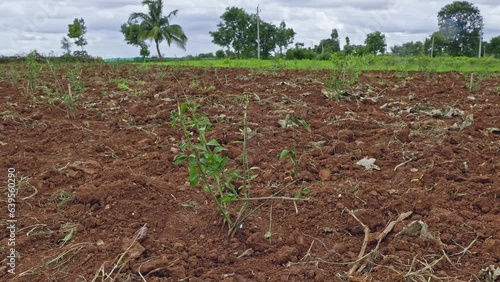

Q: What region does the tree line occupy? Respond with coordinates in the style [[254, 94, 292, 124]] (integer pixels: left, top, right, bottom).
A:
[[207, 1, 500, 59], [56, 0, 500, 60]]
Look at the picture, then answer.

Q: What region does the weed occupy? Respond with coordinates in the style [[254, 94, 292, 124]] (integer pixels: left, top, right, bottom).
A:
[[24, 51, 42, 96], [51, 189, 74, 207], [59, 223, 78, 248], [188, 80, 200, 89], [67, 63, 84, 93], [466, 72, 489, 92], [7, 68, 22, 94], [43, 60, 81, 117], [189, 79, 216, 91], [415, 56, 434, 80], [326, 54, 361, 99], [117, 82, 131, 91]]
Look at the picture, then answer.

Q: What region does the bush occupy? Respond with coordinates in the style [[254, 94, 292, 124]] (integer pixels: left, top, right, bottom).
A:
[[285, 48, 316, 60], [316, 52, 333, 61], [215, 50, 226, 59], [197, 52, 215, 59]]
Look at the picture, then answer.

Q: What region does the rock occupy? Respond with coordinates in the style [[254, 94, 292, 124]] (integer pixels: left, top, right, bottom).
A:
[[274, 246, 298, 264], [333, 142, 347, 154], [246, 232, 269, 252], [65, 168, 81, 179], [168, 265, 187, 279], [395, 129, 411, 143], [319, 169, 331, 181], [286, 229, 305, 248], [482, 239, 500, 261], [139, 258, 170, 274], [298, 170, 314, 181], [337, 130, 355, 142], [173, 242, 185, 251], [121, 238, 145, 259]]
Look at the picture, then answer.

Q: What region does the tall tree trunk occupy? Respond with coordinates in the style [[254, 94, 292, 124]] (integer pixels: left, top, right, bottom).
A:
[[155, 39, 163, 60]]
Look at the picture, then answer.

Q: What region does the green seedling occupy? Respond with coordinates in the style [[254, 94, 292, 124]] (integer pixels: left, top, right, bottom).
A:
[[189, 79, 216, 91], [279, 114, 311, 180], [51, 190, 74, 207], [117, 82, 131, 91], [172, 98, 308, 236], [59, 223, 77, 248], [172, 101, 255, 236]]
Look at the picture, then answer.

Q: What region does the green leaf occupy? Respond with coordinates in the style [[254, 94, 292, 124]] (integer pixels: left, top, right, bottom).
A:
[[180, 142, 190, 151], [279, 149, 291, 160], [296, 119, 311, 132], [250, 174, 258, 180], [194, 144, 206, 151], [188, 158, 200, 186], [219, 157, 229, 169], [221, 193, 237, 203], [213, 146, 227, 153], [172, 154, 187, 165], [189, 172, 200, 186], [302, 187, 311, 195], [225, 181, 236, 192], [232, 140, 244, 144], [207, 139, 221, 146], [180, 102, 188, 114], [284, 114, 292, 126], [61, 228, 74, 243]]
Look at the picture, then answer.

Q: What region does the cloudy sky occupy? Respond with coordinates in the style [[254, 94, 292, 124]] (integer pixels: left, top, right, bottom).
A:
[[1, 0, 499, 58]]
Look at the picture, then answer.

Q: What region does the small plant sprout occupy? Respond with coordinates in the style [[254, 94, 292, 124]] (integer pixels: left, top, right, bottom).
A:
[[279, 114, 311, 213], [279, 114, 311, 180]]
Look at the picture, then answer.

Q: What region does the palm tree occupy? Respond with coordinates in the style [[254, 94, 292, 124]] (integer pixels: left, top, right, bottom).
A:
[[128, 0, 187, 59]]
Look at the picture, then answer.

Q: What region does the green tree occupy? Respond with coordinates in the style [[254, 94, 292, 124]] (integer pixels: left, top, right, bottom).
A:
[[314, 29, 341, 54], [391, 41, 424, 56], [438, 1, 483, 56], [215, 50, 226, 58], [210, 7, 294, 59], [68, 18, 87, 52], [487, 36, 500, 58], [275, 21, 295, 55], [210, 7, 252, 58], [364, 31, 386, 55], [121, 23, 151, 58], [343, 36, 353, 54], [244, 16, 287, 59], [128, 0, 187, 60], [60, 36, 72, 55], [249, 19, 277, 59], [424, 31, 449, 56]]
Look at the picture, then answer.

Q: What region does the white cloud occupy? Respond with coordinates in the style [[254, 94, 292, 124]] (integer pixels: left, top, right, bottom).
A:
[[0, 0, 498, 57]]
